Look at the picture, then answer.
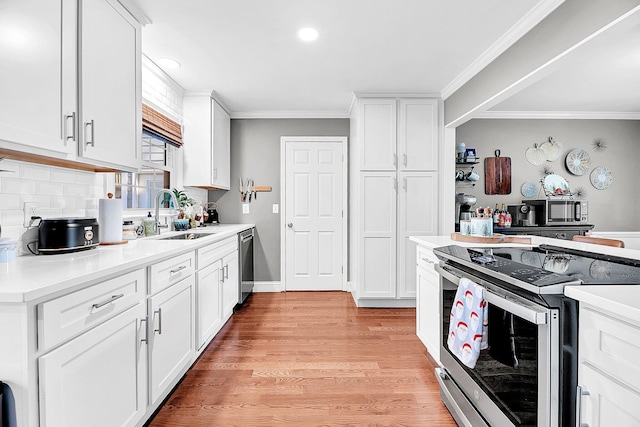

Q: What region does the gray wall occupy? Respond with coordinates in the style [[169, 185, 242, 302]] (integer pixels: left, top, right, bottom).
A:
[[456, 119, 640, 232], [209, 118, 350, 282]]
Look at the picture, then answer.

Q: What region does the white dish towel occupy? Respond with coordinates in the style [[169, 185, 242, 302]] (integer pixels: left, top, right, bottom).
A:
[[447, 278, 488, 369]]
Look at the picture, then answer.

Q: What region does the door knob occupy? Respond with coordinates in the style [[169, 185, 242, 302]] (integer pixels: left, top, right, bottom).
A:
[[287, 223, 293, 228]]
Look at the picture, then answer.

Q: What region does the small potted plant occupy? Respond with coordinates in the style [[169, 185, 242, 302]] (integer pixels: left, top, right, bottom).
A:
[[168, 189, 196, 229]]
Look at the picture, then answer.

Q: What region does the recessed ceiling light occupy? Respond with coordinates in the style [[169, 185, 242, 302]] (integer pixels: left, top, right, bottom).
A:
[[298, 27, 319, 42], [157, 57, 181, 69]]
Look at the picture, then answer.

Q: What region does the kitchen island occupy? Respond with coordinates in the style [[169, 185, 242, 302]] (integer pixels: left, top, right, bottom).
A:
[[0, 223, 253, 427], [411, 234, 640, 426]]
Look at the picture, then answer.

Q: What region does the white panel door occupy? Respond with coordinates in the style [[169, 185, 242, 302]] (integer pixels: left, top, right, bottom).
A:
[[285, 140, 344, 291], [398, 99, 439, 171], [359, 172, 397, 298], [398, 172, 438, 298]]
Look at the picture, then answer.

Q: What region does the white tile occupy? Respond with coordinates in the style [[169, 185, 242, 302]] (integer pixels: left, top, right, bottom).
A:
[[50, 168, 77, 184], [0, 225, 22, 241], [19, 163, 51, 181], [20, 194, 51, 209], [1, 177, 35, 195], [74, 171, 95, 185], [63, 183, 88, 197], [39, 208, 63, 219], [62, 208, 85, 218], [1, 209, 24, 226], [36, 181, 64, 197], [51, 196, 76, 209], [83, 198, 98, 210], [85, 208, 98, 218], [1, 194, 21, 210]]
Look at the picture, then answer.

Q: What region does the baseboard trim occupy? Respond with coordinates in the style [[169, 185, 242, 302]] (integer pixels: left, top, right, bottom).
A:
[[253, 281, 283, 293]]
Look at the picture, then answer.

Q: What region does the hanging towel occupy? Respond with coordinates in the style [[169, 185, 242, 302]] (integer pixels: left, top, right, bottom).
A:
[[447, 278, 488, 369]]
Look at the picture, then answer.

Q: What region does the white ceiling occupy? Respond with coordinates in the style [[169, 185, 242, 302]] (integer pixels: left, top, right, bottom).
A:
[[486, 8, 640, 117], [133, 0, 558, 117]]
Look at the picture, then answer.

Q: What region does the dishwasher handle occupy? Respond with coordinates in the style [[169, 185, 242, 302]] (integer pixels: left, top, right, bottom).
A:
[[241, 229, 254, 243]]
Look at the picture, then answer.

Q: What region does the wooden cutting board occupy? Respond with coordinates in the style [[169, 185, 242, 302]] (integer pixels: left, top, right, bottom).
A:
[[450, 232, 531, 244], [484, 150, 511, 195]]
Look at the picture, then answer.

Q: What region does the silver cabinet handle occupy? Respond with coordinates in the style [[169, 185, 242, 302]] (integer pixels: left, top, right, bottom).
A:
[[393, 153, 397, 167], [64, 112, 76, 142], [170, 265, 187, 274], [403, 177, 407, 191], [403, 153, 407, 167], [213, 167, 218, 179], [140, 316, 148, 343], [421, 257, 435, 264], [224, 264, 229, 280], [84, 120, 95, 147], [92, 293, 124, 309], [287, 223, 293, 228], [576, 385, 590, 427], [556, 233, 567, 239], [154, 308, 162, 335], [393, 177, 397, 191]]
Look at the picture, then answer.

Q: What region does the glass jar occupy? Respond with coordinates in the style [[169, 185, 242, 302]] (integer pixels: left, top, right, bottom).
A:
[[122, 220, 137, 240]]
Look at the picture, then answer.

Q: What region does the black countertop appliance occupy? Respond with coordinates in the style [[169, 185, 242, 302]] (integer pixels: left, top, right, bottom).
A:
[[38, 217, 99, 254]]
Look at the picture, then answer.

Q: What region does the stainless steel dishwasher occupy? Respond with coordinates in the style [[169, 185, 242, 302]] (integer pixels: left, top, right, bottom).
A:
[[236, 228, 254, 309]]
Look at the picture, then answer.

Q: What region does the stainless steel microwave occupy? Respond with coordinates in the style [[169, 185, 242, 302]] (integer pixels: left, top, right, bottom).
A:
[[526, 199, 588, 225]]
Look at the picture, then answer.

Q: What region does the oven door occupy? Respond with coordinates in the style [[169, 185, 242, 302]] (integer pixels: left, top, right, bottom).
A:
[[436, 264, 559, 427]]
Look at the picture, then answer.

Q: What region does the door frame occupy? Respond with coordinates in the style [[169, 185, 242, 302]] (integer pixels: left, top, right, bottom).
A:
[[280, 136, 348, 292]]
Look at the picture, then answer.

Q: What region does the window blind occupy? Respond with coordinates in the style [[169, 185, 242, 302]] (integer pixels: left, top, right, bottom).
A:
[[142, 103, 183, 148]]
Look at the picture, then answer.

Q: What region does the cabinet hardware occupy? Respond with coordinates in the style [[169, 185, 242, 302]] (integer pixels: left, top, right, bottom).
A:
[[287, 222, 293, 228], [170, 265, 187, 274], [91, 293, 124, 309], [576, 385, 590, 427], [64, 112, 76, 143], [140, 316, 148, 343], [403, 177, 407, 190], [154, 308, 162, 335], [393, 153, 397, 167], [213, 167, 218, 179], [84, 120, 95, 147], [421, 257, 435, 264], [403, 153, 407, 167], [224, 264, 229, 280], [393, 177, 397, 191]]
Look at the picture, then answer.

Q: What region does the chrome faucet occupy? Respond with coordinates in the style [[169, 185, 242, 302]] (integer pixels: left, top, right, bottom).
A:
[[154, 189, 179, 234]]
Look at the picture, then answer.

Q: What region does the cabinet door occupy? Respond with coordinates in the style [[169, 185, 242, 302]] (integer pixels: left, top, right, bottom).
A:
[[222, 250, 239, 322], [78, 0, 140, 170], [148, 276, 195, 406], [417, 264, 440, 363], [0, 0, 76, 157], [358, 99, 396, 171], [358, 172, 397, 298], [397, 172, 438, 298], [398, 99, 438, 171], [39, 303, 147, 427], [212, 100, 231, 189], [578, 363, 640, 427], [196, 260, 223, 351]]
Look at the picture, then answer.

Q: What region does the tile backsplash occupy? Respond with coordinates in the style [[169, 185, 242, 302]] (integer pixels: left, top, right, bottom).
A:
[[0, 159, 102, 252]]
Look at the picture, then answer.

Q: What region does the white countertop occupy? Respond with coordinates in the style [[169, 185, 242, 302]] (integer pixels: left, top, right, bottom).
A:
[[412, 234, 640, 324], [0, 224, 254, 303]]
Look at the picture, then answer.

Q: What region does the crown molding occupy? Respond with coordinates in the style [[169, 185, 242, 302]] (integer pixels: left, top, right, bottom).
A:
[[230, 110, 350, 119], [352, 91, 441, 99], [474, 110, 640, 120], [440, 0, 565, 100], [118, 0, 152, 25]]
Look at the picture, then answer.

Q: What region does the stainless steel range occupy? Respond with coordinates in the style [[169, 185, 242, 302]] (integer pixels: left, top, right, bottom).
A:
[[433, 244, 640, 427]]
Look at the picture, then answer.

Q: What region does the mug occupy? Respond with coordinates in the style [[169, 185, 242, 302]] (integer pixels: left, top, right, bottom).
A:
[[466, 169, 480, 182]]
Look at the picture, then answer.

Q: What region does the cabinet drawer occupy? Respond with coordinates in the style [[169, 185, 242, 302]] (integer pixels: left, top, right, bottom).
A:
[[580, 307, 640, 391], [38, 269, 145, 351], [416, 245, 438, 273], [149, 251, 195, 295], [197, 236, 237, 269], [540, 229, 581, 240]]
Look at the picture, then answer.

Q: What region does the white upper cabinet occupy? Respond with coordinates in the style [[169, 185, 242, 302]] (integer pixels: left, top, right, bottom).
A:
[[359, 99, 397, 171], [183, 95, 231, 190], [77, 0, 141, 170], [398, 99, 439, 171], [0, 0, 76, 157], [0, 0, 141, 171]]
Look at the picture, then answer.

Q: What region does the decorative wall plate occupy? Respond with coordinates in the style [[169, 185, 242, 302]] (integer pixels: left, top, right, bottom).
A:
[[525, 145, 546, 165], [540, 140, 561, 161], [590, 166, 613, 190], [520, 182, 537, 198], [565, 149, 591, 176], [543, 174, 570, 195]]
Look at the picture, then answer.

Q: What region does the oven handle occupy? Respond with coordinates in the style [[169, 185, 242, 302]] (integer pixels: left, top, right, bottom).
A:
[[435, 264, 548, 325]]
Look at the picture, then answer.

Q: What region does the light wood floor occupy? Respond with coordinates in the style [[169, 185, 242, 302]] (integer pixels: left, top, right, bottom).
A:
[[147, 291, 456, 426]]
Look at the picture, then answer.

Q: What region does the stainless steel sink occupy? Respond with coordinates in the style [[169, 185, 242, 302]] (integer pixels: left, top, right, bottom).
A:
[[158, 232, 215, 240]]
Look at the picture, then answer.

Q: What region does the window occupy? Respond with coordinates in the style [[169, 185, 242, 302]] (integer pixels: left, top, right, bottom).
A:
[[116, 104, 183, 209]]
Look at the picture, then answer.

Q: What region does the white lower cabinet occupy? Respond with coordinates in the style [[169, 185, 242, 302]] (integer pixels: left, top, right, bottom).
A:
[[147, 275, 195, 406], [222, 250, 239, 322], [196, 260, 223, 350], [415, 245, 440, 363], [576, 307, 640, 427], [38, 303, 147, 427]]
